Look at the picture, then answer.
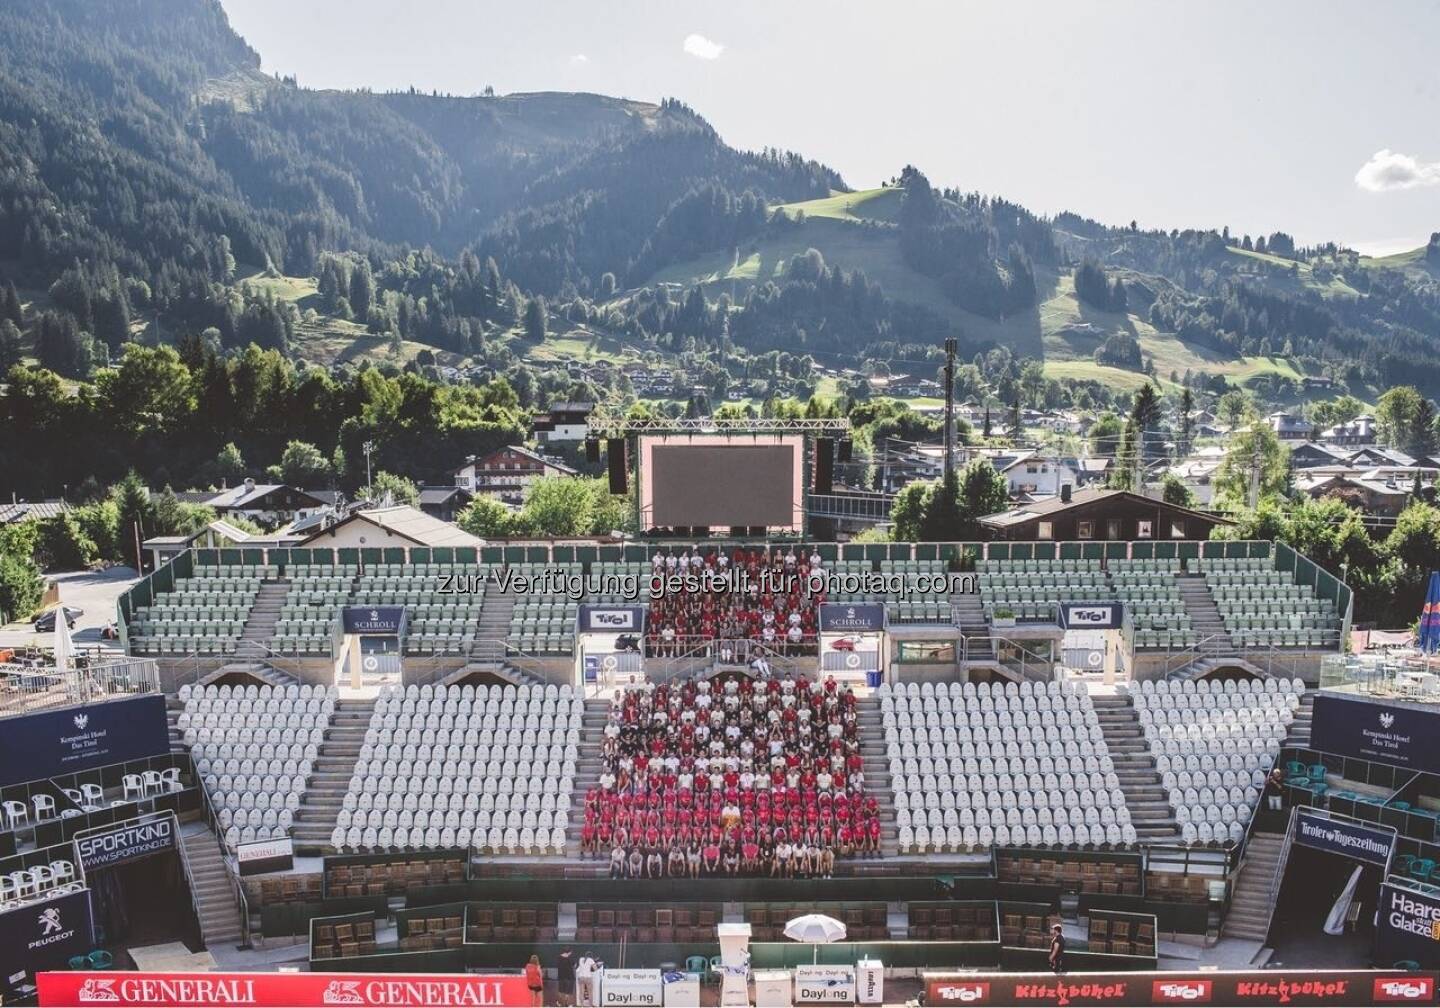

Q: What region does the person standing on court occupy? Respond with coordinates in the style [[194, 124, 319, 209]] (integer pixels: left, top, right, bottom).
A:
[[1049, 923, 1067, 974], [556, 947, 577, 1007]]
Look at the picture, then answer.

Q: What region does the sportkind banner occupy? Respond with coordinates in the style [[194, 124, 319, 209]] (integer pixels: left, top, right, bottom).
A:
[[1311, 693, 1440, 773], [1378, 882, 1440, 970], [921, 969, 1440, 1005], [1, 889, 95, 996], [1292, 809, 1396, 867], [74, 813, 178, 873], [37, 971, 534, 1007], [0, 694, 169, 787]]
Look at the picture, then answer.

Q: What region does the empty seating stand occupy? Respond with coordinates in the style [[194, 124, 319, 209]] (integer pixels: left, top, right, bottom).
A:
[[275, 564, 354, 655], [331, 682, 580, 855], [882, 679, 1137, 852], [976, 559, 1110, 623], [509, 563, 581, 656], [575, 903, 712, 944], [350, 564, 488, 656], [179, 682, 335, 851], [1087, 910, 1156, 957], [324, 854, 466, 898], [1109, 558, 1196, 651], [908, 902, 997, 941], [130, 564, 271, 655], [997, 852, 1142, 895], [1192, 557, 1339, 649], [1126, 676, 1302, 846], [746, 902, 888, 942], [465, 904, 558, 943], [312, 917, 379, 959]]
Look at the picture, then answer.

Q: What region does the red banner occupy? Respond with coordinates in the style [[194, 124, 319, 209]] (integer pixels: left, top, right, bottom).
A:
[[37, 971, 533, 1007]]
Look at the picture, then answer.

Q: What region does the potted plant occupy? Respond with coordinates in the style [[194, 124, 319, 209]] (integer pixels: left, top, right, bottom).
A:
[[992, 607, 1016, 628]]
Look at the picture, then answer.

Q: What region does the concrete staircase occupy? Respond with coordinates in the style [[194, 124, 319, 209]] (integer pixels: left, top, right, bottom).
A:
[[179, 821, 244, 950], [1221, 831, 1285, 941], [235, 579, 290, 660], [561, 698, 610, 873], [469, 578, 518, 668], [1176, 574, 1236, 653], [1285, 692, 1314, 747], [1092, 694, 1180, 843], [952, 586, 994, 665], [291, 698, 375, 855], [858, 695, 898, 859]]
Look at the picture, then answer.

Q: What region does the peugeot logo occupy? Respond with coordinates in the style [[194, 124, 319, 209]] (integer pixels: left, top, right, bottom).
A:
[[39, 907, 63, 935], [73, 714, 89, 731], [1380, 712, 1396, 729]]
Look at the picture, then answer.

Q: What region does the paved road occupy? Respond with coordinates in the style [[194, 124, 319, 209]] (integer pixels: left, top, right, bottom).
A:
[[0, 565, 139, 652]]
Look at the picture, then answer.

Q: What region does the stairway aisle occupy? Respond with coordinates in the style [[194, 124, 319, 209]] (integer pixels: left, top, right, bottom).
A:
[[1176, 573, 1236, 653], [1285, 692, 1315, 748], [563, 697, 611, 873], [857, 695, 898, 860], [951, 585, 994, 664], [290, 698, 376, 855], [1091, 694, 1181, 843], [179, 821, 244, 950], [1221, 831, 1285, 941]]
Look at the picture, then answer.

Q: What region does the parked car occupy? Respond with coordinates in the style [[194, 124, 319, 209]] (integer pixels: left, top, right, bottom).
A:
[[34, 605, 84, 632]]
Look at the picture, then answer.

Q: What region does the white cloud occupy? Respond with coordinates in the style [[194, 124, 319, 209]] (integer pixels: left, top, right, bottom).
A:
[[1354, 148, 1440, 192], [569, 53, 589, 66], [682, 33, 725, 60]]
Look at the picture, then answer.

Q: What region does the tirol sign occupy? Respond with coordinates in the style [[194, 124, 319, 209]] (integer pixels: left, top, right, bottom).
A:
[[1377, 882, 1440, 970], [342, 606, 406, 635], [1311, 693, 1440, 774], [74, 814, 177, 872], [577, 605, 646, 633], [1060, 602, 1124, 630], [0, 694, 169, 787], [1292, 809, 1396, 867], [818, 603, 885, 633], [37, 971, 534, 1007]]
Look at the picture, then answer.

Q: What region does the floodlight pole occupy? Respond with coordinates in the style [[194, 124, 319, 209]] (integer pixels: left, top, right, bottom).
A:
[[943, 337, 957, 482]]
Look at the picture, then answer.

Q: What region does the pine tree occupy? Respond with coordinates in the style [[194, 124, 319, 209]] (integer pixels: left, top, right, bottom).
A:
[[348, 259, 375, 323]]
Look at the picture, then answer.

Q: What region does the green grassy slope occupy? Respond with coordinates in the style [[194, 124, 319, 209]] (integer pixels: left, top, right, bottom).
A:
[[650, 191, 1305, 389]]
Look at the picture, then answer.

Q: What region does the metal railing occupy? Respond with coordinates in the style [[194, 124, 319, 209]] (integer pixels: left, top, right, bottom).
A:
[[0, 657, 160, 718], [194, 758, 253, 950], [959, 635, 1055, 682]]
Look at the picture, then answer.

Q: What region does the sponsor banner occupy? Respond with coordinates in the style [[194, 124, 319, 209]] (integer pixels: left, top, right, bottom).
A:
[[818, 603, 886, 633], [920, 970, 1440, 1006], [74, 814, 177, 873], [1292, 809, 1396, 867], [793, 965, 855, 1004], [1312, 693, 1440, 773], [1378, 882, 1440, 970], [577, 605, 647, 634], [599, 968, 662, 1007], [0, 694, 168, 787], [236, 835, 294, 877], [37, 971, 532, 1007], [1, 889, 94, 995], [1061, 602, 1124, 630], [342, 606, 405, 635]]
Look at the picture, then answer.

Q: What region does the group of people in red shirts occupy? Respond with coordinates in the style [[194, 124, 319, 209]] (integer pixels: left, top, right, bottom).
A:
[[645, 546, 826, 658], [580, 671, 880, 878]]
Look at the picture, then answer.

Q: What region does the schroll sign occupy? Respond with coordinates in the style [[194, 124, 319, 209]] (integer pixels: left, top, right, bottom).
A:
[[37, 971, 533, 1007]]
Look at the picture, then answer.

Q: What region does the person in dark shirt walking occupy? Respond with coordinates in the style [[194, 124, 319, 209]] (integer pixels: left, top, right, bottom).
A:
[[1049, 924, 1067, 974], [556, 948, 577, 1007]]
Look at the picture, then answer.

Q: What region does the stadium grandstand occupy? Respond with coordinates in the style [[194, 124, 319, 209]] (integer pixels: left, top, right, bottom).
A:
[[16, 523, 1438, 1008]]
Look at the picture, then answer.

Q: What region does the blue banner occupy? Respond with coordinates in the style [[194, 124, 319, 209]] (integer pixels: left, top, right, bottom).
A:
[[1312, 693, 1440, 773], [818, 603, 886, 633], [74, 814, 178, 873], [342, 606, 405, 635], [1293, 808, 1395, 866], [0, 695, 168, 787], [1421, 572, 1440, 654], [0, 887, 94, 995]]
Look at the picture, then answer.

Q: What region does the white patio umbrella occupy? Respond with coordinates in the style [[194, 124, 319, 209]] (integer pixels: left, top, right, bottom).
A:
[[783, 913, 847, 963], [52, 608, 74, 675]]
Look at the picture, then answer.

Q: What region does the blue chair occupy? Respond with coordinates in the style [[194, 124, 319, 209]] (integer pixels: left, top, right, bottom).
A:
[[1395, 853, 1417, 876], [1411, 858, 1436, 882], [87, 950, 113, 970], [1393, 801, 1412, 811]]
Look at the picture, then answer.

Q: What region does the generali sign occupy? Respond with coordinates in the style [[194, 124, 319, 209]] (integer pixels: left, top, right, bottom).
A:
[[37, 972, 533, 1008]]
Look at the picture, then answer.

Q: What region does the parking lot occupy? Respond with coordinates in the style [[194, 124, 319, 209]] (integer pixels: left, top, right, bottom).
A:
[[0, 566, 139, 654]]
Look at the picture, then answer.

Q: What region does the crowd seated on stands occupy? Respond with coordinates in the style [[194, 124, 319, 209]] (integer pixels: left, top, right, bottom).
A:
[[581, 671, 878, 877], [646, 547, 826, 658]]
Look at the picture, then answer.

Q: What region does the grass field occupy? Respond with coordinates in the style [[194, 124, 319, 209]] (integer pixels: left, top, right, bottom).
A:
[[1223, 247, 1360, 299], [773, 187, 903, 224]]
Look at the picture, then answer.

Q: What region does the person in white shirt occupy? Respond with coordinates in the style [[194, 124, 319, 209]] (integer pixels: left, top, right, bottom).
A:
[[652, 552, 665, 570]]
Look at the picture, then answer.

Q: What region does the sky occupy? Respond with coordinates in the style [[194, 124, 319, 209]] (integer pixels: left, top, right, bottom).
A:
[[222, 0, 1440, 256]]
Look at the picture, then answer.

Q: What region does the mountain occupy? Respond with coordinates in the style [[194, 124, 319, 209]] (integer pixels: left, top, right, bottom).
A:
[[1, 0, 1439, 399]]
